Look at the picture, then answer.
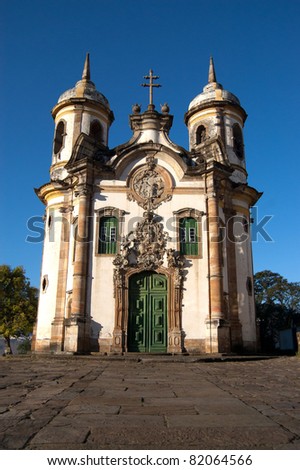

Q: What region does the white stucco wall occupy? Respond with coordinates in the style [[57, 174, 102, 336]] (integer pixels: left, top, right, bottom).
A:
[[234, 210, 256, 345], [35, 206, 63, 345]]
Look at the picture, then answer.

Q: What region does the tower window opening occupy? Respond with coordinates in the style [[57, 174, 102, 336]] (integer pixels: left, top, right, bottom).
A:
[[54, 121, 66, 154], [196, 125, 206, 145], [90, 120, 103, 142], [233, 124, 244, 159]]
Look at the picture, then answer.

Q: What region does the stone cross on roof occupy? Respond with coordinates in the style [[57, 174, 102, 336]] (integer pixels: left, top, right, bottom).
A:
[[141, 69, 161, 109]]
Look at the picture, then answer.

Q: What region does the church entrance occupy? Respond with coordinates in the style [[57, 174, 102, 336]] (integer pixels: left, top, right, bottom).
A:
[[128, 272, 168, 353]]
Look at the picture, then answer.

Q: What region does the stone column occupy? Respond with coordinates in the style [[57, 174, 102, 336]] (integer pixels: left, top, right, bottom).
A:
[[205, 180, 231, 353], [64, 184, 91, 353], [111, 267, 125, 353], [50, 205, 72, 352], [168, 270, 183, 354], [224, 207, 243, 351]]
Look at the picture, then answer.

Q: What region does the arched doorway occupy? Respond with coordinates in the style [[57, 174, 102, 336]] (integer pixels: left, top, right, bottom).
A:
[[128, 271, 168, 353]]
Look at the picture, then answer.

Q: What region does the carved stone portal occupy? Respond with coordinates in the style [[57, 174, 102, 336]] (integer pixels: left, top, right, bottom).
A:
[[111, 206, 185, 354]]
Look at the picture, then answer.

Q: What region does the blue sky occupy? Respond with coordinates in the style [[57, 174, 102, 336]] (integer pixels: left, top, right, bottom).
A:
[[1, 0, 300, 287]]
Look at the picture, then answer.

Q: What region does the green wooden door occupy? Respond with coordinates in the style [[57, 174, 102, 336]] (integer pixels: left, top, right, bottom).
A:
[[128, 272, 167, 353]]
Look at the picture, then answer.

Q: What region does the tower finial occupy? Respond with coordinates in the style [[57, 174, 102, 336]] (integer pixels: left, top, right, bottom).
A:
[[208, 56, 217, 83], [82, 53, 91, 81]]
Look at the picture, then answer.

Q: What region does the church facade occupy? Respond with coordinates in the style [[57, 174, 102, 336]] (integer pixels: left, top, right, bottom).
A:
[[32, 55, 261, 355]]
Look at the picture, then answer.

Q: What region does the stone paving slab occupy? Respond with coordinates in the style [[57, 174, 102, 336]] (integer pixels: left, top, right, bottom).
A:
[[0, 355, 300, 449]]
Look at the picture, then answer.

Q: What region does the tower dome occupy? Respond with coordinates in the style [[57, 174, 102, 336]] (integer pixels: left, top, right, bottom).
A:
[[57, 54, 111, 110], [188, 57, 241, 111], [50, 54, 114, 175], [185, 57, 247, 183]]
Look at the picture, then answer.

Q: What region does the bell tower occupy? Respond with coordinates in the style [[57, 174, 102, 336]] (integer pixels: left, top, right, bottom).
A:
[[33, 54, 114, 354], [50, 53, 114, 182], [184, 58, 262, 353], [185, 57, 248, 184]]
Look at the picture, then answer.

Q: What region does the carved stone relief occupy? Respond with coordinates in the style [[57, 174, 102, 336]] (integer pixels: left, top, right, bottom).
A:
[[127, 156, 172, 210], [113, 210, 186, 275], [111, 204, 185, 353]]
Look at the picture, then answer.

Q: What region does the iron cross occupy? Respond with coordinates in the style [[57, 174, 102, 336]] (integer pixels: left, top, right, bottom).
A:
[[141, 69, 161, 106]]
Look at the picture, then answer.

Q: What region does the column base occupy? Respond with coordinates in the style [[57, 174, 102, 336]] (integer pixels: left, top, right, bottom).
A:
[[111, 328, 125, 353], [230, 319, 243, 352], [205, 319, 231, 353], [50, 318, 65, 353], [64, 316, 89, 353], [168, 329, 183, 353]]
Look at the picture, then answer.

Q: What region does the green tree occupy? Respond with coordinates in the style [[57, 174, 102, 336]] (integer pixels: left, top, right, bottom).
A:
[[0, 265, 38, 354], [254, 270, 300, 351]]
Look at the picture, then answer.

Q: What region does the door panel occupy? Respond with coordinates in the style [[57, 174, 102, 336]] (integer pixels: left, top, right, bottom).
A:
[[150, 293, 167, 352], [128, 272, 167, 353], [128, 291, 147, 352]]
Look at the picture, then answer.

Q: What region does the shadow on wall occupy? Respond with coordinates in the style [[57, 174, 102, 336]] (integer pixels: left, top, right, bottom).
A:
[[90, 320, 103, 352]]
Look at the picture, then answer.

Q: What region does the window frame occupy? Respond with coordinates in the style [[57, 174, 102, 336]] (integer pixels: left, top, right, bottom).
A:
[[95, 207, 125, 257], [98, 216, 118, 254], [179, 217, 199, 256], [196, 125, 207, 145], [89, 119, 103, 143], [53, 120, 66, 156], [232, 123, 244, 160], [174, 208, 204, 258]]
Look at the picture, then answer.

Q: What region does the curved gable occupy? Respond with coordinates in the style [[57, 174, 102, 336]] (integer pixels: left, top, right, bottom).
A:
[[112, 143, 187, 183]]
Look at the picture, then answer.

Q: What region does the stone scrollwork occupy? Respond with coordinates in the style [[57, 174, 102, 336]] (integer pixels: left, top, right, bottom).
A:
[[112, 210, 169, 282], [112, 208, 186, 298], [127, 156, 172, 210], [111, 207, 186, 353]]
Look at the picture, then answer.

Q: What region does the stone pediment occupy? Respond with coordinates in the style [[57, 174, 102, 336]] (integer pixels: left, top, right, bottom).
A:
[[192, 136, 229, 166], [66, 133, 112, 170]]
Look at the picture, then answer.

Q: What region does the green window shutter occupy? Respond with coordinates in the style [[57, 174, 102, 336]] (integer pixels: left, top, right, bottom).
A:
[[179, 217, 198, 255], [99, 216, 118, 254]]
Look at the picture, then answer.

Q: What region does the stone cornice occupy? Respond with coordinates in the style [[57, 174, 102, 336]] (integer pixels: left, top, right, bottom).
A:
[[232, 183, 263, 206], [51, 98, 115, 125], [184, 100, 247, 126], [34, 182, 65, 205]]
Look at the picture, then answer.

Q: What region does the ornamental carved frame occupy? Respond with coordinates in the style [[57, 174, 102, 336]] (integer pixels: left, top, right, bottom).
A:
[[173, 207, 205, 259], [111, 264, 184, 354], [111, 206, 185, 353], [127, 156, 173, 210]]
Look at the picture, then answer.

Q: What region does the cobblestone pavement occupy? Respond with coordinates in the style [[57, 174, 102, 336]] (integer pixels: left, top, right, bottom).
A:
[[0, 355, 300, 450]]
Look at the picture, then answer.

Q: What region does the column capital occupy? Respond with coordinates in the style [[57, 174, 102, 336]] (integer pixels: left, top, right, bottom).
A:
[[75, 184, 92, 198]]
